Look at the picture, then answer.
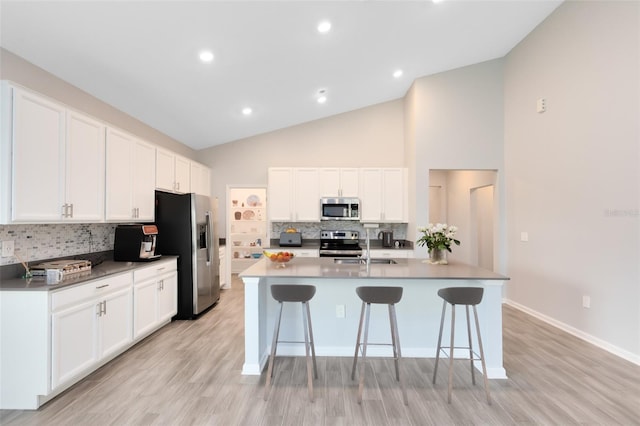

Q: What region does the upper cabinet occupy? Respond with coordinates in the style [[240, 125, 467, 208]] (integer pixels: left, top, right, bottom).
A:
[[359, 168, 408, 223], [0, 84, 105, 223], [190, 161, 210, 196], [156, 148, 190, 194], [268, 168, 320, 222], [105, 128, 155, 222], [319, 168, 359, 198]]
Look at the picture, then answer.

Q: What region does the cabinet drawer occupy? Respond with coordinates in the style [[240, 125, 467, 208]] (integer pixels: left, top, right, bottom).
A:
[[133, 260, 177, 282], [51, 273, 132, 311]]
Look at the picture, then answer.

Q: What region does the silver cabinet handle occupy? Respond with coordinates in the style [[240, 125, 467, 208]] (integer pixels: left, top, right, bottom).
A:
[[96, 302, 102, 317], [102, 300, 106, 316], [69, 203, 74, 218], [96, 284, 109, 289]]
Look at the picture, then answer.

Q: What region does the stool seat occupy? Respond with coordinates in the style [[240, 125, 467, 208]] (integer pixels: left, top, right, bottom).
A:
[[352, 286, 408, 405], [356, 286, 403, 305], [271, 284, 316, 303], [437, 287, 483, 306], [265, 284, 317, 402], [433, 286, 491, 405]]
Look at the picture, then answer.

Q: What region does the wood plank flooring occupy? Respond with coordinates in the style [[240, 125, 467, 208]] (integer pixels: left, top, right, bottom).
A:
[[2, 275, 639, 425]]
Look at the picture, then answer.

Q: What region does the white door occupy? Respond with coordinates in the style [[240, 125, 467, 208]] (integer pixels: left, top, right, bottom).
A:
[[359, 168, 383, 222], [268, 168, 293, 221], [381, 168, 405, 222], [155, 149, 175, 192], [339, 168, 360, 197], [293, 168, 320, 221], [133, 279, 159, 339], [132, 139, 156, 221], [174, 155, 191, 193], [51, 299, 99, 390], [65, 111, 105, 221], [99, 287, 133, 360], [11, 88, 66, 222], [157, 272, 178, 323], [105, 128, 134, 221]]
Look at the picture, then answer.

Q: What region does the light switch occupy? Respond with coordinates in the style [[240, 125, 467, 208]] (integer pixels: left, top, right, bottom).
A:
[[537, 98, 547, 113], [1, 240, 15, 257], [520, 232, 529, 242]]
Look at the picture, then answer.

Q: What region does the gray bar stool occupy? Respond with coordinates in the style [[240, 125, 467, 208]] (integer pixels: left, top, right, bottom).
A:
[[351, 286, 408, 405], [433, 287, 491, 404], [264, 284, 318, 402]]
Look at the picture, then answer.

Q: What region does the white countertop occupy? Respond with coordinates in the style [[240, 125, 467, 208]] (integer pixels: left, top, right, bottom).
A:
[[239, 257, 509, 281]]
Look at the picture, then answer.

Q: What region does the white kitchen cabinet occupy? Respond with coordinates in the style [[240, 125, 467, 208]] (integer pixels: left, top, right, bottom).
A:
[[286, 248, 319, 258], [267, 167, 319, 222], [51, 273, 133, 391], [105, 128, 155, 221], [190, 161, 211, 196], [156, 148, 191, 193], [133, 259, 177, 339], [366, 249, 412, 259], [360, 168, 408, 223], [293, 168, 320, 221], [319, 168, 359, 198], [0, 84, 105, 223]]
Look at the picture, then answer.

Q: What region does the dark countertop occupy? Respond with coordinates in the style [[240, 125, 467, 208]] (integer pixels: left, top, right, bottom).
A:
[[0, 256, 178, 292]]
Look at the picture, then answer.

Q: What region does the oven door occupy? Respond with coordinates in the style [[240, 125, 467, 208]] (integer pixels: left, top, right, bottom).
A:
[[319, 249, 362, 258]]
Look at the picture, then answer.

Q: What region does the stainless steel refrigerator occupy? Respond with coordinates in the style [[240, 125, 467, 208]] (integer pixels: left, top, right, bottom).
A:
[[154, 191, 220, 319]]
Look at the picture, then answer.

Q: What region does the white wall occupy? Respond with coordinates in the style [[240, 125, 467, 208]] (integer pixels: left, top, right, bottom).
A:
[[504, 0, 640, 361], [198, 99, 405, 230], [0, 48, 194, 158], [407, 59, 505, 261]]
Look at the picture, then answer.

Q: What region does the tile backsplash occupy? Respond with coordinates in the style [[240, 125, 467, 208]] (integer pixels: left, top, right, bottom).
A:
[[271, 222, 409, 240], [0, 223, 116, 266]]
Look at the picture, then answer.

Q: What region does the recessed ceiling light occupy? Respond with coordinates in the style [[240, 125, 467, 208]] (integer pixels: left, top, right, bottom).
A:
[[393, 69, 404, 78], [316, 88, 327, 104], [242, 107, 252, 116], [199, 50, 214, 63], [317, 96, 327, 104], [317, 20, 332, 34]]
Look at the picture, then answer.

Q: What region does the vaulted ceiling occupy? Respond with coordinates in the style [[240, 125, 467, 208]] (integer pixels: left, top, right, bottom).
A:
[[0, 1, 562, 149]]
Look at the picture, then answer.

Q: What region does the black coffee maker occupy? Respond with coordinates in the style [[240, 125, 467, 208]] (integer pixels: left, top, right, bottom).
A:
[[113, 224, 160, 261], [378, 230, 394, 247]]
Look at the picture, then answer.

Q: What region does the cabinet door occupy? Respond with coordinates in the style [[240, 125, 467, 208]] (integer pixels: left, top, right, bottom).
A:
[[293, 168, 320, 221], [99, 287, 133, 360], [133, 279, 158, 339], [340, 168, 360, 197], [132, 139, 156, 221], [268, 168, 293, 221], [191, 162, 210, 196], [359, 168, 383, 222], [11, 87, 66, 222], [381, 168, 406, 222], [174, 155, 191, 193], [157, 272, 177, 324], [105, 128, 134, 220], [319, 168, 340, 197], [51, 299, 99, 390], [65, 111, 105, 221], [155, 149, 175, 192]]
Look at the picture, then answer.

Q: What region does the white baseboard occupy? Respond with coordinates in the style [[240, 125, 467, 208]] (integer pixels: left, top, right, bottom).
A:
[[504, 299, 640, 366]]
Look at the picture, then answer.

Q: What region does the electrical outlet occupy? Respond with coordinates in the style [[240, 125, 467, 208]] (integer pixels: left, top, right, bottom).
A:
[[520, 232, 529, 242], [582, 295, 591, 309], [1, 240, 15, 257], [336, 304, 346, 318]]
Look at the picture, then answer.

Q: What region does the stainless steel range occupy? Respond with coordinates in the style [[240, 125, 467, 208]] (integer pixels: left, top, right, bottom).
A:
[[319, 230, 363, 258]]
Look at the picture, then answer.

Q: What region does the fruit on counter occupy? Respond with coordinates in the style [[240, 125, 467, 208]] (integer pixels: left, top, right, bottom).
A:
[[262, 250, 295, 262], [285, 228, 297, 233]]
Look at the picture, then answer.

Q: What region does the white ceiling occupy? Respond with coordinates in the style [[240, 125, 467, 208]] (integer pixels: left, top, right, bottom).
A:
[[0, 1, 562, 150]]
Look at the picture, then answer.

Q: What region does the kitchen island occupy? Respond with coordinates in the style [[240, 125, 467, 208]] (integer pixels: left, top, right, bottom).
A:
[[239, 257, 509, 379]]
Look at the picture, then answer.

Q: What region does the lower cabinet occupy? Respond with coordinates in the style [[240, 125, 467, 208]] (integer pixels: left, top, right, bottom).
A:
[[286, 248, 319, 258], [0, 258, 177, 410], [133, 262, 177, 339], [51, 273, 133, 391]]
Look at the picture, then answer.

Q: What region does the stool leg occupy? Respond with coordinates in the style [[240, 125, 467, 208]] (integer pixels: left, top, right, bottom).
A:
[[465, 305, 476, 385], [305, 301, 318, 379], [447, 303, 456, 404], [389, 303, 408, 406], [432, 299, 447, 384], [351, 301, 366, 380], [264, 301, 284, 401], [473, 305, 492, 405], [301, 301, 314, 402], [357, 302, 371, 404]]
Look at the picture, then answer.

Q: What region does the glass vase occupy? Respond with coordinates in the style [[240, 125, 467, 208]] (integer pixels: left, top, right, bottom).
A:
[[428, 248, 448, 265]]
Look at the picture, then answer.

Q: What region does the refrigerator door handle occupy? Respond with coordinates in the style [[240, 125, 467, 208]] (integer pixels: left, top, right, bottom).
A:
[[206, 210, 213, 264]]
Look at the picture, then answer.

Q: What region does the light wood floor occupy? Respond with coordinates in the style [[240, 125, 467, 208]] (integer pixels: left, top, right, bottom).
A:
[[2, 275, 639, 425]]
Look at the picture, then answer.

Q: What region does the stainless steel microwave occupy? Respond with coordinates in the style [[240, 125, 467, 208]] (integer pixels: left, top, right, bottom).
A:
[[320, 197, 360, 221]]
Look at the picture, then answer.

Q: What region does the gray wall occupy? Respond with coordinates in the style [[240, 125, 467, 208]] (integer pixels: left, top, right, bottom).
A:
[[0, 48, 195, 159], [503, 0, 639, 360]]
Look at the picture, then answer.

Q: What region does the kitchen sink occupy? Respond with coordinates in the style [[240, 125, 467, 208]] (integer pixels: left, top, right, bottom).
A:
[[333, 258, 397, 265]]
